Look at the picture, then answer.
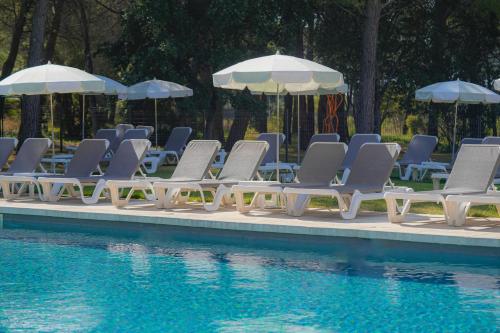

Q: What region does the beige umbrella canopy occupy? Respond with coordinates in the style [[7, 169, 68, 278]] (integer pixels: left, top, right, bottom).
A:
[[0, 62, 104, 156], [123, 79, 193, 148], [213, 52, 344, 178]]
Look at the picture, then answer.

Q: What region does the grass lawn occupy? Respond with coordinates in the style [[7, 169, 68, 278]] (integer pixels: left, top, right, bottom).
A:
[[146, 165, 498, 218]]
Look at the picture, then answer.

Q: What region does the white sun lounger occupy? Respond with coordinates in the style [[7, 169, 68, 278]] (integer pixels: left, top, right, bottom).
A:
[[233, 142, 347, 213], [430, 137, 500, 189], [446, 192, 500, 226], [0, 139, 108, 200], [0, 138, 51, 198], [384, 144, 500, 225], [37, 139, 150, 204], [106, 140, 221, 207], [394, 135, 438, 181], [340, 133, 381, 183], [153, 140, 268, 211], [283, 143, 406, 219], [142, 127, 192, 174]]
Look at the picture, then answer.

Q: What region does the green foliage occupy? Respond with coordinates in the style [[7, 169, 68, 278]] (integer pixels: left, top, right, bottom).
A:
[[405, 115, 425, 135]]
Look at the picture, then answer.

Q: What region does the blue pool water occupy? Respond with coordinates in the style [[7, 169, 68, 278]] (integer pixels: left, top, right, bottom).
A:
[[0, 217, 498, 332]]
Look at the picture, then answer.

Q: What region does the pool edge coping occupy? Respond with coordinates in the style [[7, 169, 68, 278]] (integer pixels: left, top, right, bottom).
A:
[[0, 205, 498, 248]]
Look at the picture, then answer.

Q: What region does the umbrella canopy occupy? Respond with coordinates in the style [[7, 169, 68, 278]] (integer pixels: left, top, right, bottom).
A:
[[86, 75, 127, 95], [494, 79, 500, 92], [213, 52, 344, 179], [415, 79, 500, 158], [213, 52, 343, 93], [123, 79, 193, 148], [0, 62, 104, 159], [0, 62, 104, 95], [415, 79, 500, 104], [125, 79, 193, 100]]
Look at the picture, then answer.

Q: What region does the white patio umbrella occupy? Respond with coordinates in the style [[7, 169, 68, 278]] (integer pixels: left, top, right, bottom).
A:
[[213, 52, 344, 178], [494, 79, 500, 91], [123, 79, 193, 148], [81, 75, 128, 139], [0, 62, 104, 156], [415, 79, 500, 158], [253, 83, 349, 163]]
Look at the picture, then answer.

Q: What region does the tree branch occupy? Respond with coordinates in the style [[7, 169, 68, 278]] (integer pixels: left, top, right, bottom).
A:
[[93, 0, 121, 15]]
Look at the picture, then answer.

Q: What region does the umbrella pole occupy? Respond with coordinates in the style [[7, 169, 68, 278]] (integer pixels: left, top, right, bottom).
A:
[[452, 102, 458, 159], [50, 93, 55, 172], [155, 98, 158, 149], [276, 85, 280, 181], [82, 95, 85, 139], [297, 95, 301, 164]]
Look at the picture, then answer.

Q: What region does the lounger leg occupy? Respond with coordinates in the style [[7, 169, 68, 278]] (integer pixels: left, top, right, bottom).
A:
[[385, 196, 411, 223], [204, 185, 229, 211], [0, 180, 14, 199], [338, 192, 362, 220], [154, 187, 167, 208], [109, 184, 129, 207], [285, 193, 310, 216], [81, 180, 106, 204], [444, 200, 469, 226], [234, 190, 250, 212], [163, 188, 181, 208]]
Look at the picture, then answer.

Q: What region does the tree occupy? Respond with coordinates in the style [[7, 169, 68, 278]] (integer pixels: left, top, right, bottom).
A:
[[0, 0, 32, 135], [19, 0, 49, 143]]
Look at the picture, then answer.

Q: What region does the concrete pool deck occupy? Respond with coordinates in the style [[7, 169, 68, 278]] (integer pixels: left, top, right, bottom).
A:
[[0, 199, 499, 248]]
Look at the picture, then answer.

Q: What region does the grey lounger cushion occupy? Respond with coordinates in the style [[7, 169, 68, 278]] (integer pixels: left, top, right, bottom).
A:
[[398, 135, 437, 166], [1, 138, 51, 175]]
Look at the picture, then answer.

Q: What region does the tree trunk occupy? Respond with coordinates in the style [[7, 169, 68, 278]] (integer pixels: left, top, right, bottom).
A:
[[300, 95, 314, 149], [428, 0, 452, 136], [79, 0, 98, 135], [0, 0, 33, 136], [283, 95, 293, 143], [19, 0, 49, 144], [255, 95, 268, 133], [318, 95, 326, 133], [225, 107, 251, 151], [204, 91, 224, 144], [298, 96, 308, 150], [45, 0, 64, 62], [356, 0, 382, 134]]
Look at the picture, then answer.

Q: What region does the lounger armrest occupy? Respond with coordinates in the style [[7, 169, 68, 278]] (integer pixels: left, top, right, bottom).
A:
[[421, 161, 449, 167], [237, 181, 280, 186]]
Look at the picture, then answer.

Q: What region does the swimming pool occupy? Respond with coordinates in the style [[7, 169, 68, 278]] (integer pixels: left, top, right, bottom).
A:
[[0, 216, 498, 332]]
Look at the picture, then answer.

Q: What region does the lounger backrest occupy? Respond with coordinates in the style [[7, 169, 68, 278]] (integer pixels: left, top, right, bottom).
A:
[[218, 140, 269, 181], [123, 128, 149, 140], [297, 142, 347, 185], [308, 133, 340, 146], [136, 125, 154, 138], [256, 133, 285, 164], [115, 123, 134, 139], [342, 134, 381, 169], [0, 137, 17, 169], [165, 127, 192, 155], [8, 138, 51, 173], [481, 137, 500, 178], [461, 138, 483, 145], [105, 139, 151, 179], [65, 139, 109, 177], [445, 144, 500, 191], [96, 129, 120, 153], [345, 143, 400, 191], [398, 135, 437, 164], [171, 140, 221, 181]]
